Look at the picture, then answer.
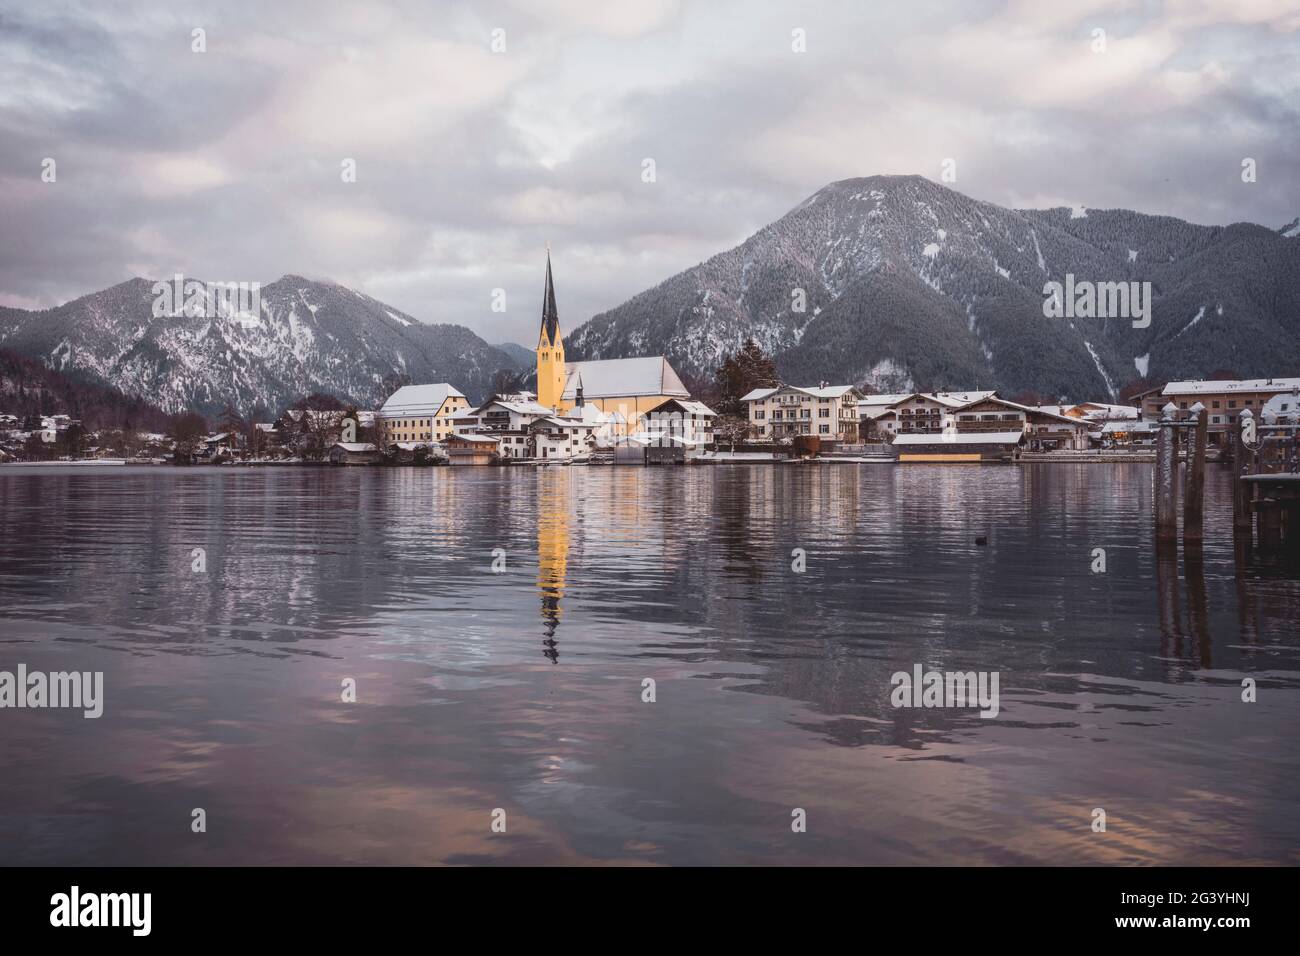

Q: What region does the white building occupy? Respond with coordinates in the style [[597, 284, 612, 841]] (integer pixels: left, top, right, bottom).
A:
[[743, 385, 863, 441], [530, 417, 598, 460], [643, 398, 717, 450], [451, 396, 556, 459]]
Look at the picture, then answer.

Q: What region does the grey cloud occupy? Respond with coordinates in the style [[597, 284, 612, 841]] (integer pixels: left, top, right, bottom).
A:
[[1, 0, 1296, 347]]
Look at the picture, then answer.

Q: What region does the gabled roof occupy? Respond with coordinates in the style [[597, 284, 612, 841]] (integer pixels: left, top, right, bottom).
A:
[[956, 395, 1084, 426], [447, 433, 499, 444], [885, 391, 997, 409], [478, 398, 554, 416], [380, 383, 466, 415], [561, 357, 690, 401], [742, 384, 859, 402], [646, 398, 717, 417], [332, 442, 377, 452], [857, 393, 913, 407], [1163, 377, 1300, 396]]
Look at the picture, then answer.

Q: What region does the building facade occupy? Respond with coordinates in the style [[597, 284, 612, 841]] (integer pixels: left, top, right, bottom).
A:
[[1162, 378, 1300, 446], [743, 385, 863, 441], [378, 384, 469, 444]]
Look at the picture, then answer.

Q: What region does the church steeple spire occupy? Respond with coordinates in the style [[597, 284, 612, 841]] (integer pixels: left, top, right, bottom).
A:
[[540, 245, 560, 348], [536, 246, 568, 411]]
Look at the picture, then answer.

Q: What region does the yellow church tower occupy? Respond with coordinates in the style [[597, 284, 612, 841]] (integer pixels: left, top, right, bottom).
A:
[[536, 247, 568, 412]]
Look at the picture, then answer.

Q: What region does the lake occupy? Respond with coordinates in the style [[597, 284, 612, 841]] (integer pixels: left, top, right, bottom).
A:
[[1, 463, 1298, 865]]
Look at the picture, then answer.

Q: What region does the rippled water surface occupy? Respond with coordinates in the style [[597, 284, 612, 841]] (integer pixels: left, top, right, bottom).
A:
[[1, 463, 1298, 865]]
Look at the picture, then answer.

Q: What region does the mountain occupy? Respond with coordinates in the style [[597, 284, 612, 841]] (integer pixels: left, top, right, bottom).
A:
[[0, 276, 520, 415], [1281, 217, 1300, 239], [0, 348, 177, 432], [494, 342, 536, 368], [567, 175, 1300, 400]]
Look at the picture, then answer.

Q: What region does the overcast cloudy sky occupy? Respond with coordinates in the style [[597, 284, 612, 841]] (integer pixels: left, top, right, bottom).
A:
[[2, 0, 1297, 344]]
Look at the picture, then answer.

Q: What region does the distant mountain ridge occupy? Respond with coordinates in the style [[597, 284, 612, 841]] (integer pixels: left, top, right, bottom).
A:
[[0, 347, 176, 432], [0, 276, 519, 415], [566, 175, 1300, 399]]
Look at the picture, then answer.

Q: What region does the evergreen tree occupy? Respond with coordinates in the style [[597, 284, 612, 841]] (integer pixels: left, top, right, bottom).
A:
[[714, 339, 778, 418]]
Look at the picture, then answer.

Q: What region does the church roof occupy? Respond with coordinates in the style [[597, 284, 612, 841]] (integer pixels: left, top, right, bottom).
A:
[[561, 357, 690, 401], [539, 250, 560, 347]]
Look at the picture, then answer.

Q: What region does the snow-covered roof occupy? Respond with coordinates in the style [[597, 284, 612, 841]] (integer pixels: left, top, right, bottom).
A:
[[860, 406, 897, 420], [930, 390, 997, 407], [332, 442, 377, 452], [448, 433, 499, 444], [1262, 389, 1300, 411], [1163, 378, 1300, 396], [484, 399, 554, 416], [1101, 420, 1157, 433], [646, 398, 717, 417], [743, 384, 858, 403], [379, 383, 466, 416], [533, 416, 592, 430], [956, 395, 1083, 426], [857, 393, 913, 407], [562, 357, 690, 401], [884, 390, 997, 409], [892, 431, 1024, 446]]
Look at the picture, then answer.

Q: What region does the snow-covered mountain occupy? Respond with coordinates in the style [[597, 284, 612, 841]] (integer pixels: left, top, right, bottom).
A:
[[568, 175, 1300, 399], [0, 276, 519, 415]]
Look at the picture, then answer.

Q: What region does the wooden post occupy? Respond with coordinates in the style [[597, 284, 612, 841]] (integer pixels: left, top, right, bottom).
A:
[[1155, 402, 1178, 541], [1183, 402, 1207, 543], [1233, 409, 1256, 535]]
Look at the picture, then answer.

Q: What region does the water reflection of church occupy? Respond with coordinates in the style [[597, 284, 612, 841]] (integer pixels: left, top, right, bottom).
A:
[[537, 475, 569, 663]]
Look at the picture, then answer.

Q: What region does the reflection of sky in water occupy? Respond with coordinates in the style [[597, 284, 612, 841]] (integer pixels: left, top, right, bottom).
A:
[[0, 464, 1298, 864]]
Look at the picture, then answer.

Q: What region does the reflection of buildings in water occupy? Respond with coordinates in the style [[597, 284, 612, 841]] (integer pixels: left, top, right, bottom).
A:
[[537, 473, 570, 664]]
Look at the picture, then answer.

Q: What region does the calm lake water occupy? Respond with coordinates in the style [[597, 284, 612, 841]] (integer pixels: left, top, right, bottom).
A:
[[1, 463, 1298, 865]]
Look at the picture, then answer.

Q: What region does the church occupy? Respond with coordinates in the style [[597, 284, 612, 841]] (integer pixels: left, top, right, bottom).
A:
[[535, 250, 692, 432]]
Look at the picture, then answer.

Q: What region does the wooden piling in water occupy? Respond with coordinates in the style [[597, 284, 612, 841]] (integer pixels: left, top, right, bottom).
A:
[[1155, 403, 1178, 541], [1183, 402, 1207, 543], [1233, 408, 1256, 535]]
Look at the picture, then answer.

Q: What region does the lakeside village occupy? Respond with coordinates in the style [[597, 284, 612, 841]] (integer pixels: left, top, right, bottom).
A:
[[3, 254, 1299, 468]]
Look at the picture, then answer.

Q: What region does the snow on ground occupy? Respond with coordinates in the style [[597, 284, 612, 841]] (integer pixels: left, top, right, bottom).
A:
[[1128, 249, 1138, 262], [385, 310, 412, 327], [1134, 353, 1150, 377], [1030, 230, 1047, 272], [922, 243, 940, 258], [994, 260, 1010, 279], [1070, 205, 1088, 219]]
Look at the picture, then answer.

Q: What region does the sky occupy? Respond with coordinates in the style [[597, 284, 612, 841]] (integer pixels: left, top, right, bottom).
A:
[[1, 0, 1298, 345]]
